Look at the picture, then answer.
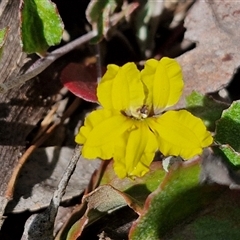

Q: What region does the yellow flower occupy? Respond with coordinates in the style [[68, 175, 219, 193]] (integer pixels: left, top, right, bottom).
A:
[[75, 57, 213, 178]]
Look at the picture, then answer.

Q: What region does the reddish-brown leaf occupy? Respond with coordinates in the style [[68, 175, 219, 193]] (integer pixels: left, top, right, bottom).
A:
[[61, 62, 105, 102]]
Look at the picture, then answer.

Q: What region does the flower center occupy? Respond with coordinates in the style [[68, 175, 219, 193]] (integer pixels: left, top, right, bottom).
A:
[[127, 105, 150, 120], [138, 105, 149, 118]]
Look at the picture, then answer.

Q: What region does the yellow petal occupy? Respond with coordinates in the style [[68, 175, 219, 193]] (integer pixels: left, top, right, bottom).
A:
[[113, 121, 158, 178], [147, 110, 213, 159], [75, 109, 133, 160], [97, 62, 145, 111], [112, 131, 130, 178], [141, 57, 183, 113]]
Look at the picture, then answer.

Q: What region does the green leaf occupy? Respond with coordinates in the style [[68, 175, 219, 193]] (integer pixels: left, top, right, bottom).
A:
[[20, 0, 64, 54], [0, 27, 8, 58], [162, 188, 240, 240], [186, 91, 228, 131], [100, 161, 166, 203], [129, 159, 224, 240], [217, 145, 240, 167], [215, 101, 240, 151], [215, 101, 240, 166], [0, 28, 8, 47]]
